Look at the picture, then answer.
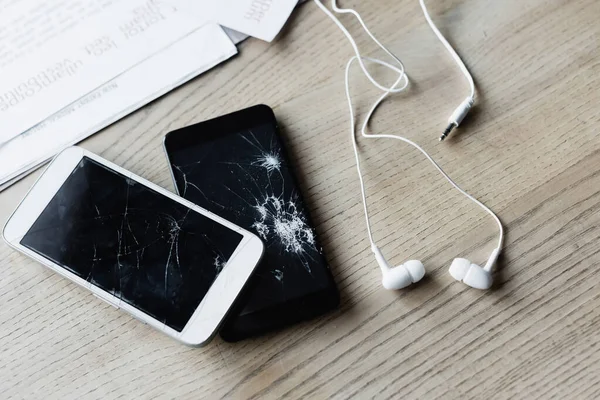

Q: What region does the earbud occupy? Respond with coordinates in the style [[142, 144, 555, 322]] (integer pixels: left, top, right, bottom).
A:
[[448, 248, 500, 290], [372, 245, 425, 290]]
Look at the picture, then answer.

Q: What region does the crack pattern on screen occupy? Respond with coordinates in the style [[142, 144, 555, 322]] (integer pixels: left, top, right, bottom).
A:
[[251, 194, 316, 272], [20, 157, 243, 332], [171, 129, 327, 295]]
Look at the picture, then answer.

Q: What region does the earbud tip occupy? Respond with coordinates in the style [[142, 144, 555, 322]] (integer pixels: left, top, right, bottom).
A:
[[449, 258, 493, 290], [449, 258, 471, 281], [464, 266, 493, 290], [381, 267, 412, 290], [404, 260, 425, 283]]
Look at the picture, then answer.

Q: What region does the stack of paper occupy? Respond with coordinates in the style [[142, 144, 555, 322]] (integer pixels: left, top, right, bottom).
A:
[[0, 0, 298, 190]]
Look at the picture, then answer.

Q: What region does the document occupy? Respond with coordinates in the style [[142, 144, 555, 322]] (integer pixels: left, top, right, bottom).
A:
[[0, 0, 220, 145], [214, 0, 299, 42], [0, 23, 237, 190]]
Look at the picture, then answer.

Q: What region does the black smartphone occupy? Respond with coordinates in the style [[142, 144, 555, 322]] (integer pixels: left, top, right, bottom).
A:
[[163, 105, 339, 341]]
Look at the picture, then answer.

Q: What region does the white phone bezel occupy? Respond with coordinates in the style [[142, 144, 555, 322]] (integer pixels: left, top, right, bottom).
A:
[[2, 146, 264, 346]]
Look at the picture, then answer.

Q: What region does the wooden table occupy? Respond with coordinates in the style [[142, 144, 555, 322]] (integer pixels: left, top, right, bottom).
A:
[[2, 0, 599, 398]]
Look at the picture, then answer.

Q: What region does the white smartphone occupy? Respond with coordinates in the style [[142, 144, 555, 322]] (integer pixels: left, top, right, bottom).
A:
[[3, 147, 264, 346]]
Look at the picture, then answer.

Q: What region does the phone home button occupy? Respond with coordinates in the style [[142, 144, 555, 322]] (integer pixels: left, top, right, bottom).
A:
[[93, 294, 119, 309]]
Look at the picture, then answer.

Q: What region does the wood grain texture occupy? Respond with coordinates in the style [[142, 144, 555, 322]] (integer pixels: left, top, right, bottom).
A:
[[1, 0, 600, 398]]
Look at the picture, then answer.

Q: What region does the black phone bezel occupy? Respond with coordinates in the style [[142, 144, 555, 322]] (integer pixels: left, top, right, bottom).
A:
[[165, 105, 276, 153]]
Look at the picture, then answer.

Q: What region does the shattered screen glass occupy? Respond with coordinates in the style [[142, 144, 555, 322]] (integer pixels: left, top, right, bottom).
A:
[[168, 123, 332, 317], [20, 157, 243, 332]]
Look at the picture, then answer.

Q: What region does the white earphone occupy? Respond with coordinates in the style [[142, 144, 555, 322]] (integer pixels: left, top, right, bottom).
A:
[[314, 0, 504, 290], [373, 244, 425, 290]]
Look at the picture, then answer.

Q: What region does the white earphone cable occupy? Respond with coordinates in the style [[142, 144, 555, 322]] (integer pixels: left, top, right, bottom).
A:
[[345, 57, 503, 250], [313, 0, 409, 93], [418, 0, 475, 99], [345, 57, 408, 246], [314, 0, 504, 258]]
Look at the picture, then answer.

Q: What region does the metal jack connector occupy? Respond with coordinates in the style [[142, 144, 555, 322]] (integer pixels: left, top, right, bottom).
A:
[[439, 123, 457, 141]]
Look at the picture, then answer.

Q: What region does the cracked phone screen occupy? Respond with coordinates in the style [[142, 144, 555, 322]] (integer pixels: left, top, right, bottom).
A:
[[20, 157, 243, 332], [168, 122, 333, 317]]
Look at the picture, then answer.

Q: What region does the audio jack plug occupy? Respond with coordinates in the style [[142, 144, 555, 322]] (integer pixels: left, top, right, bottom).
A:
[[439, 96, 474, 141]]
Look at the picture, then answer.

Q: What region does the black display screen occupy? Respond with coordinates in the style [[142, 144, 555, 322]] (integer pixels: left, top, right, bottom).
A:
[[165, 105, 338, 340], [20, 157, 243, 332]]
